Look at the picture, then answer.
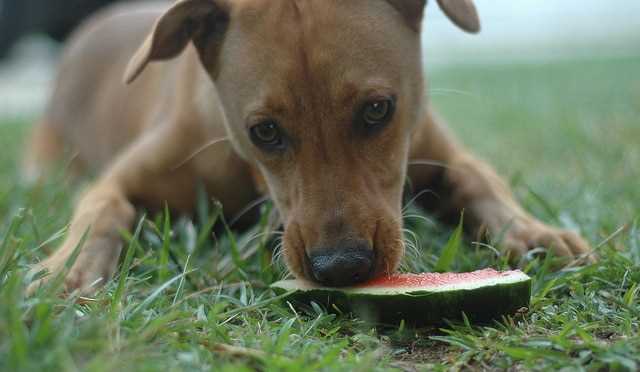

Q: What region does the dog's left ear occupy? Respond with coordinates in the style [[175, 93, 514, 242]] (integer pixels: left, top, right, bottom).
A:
[[436, 0, 481, 33], [385, 0, 480, 34], [124, 0, 230, 84]]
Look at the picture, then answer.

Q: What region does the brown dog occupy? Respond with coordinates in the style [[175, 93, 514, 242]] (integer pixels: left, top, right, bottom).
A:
[[25, 0, 591, 294]]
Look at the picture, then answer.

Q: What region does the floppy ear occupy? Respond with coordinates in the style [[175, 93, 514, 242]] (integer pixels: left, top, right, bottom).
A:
[[436, 0, 481, 33], [124, 0, 230, 84], [385, 0, 427, 32], [385, 0, 480, 33]]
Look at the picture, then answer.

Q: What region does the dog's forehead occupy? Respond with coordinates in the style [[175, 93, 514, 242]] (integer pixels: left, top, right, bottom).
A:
[[232, 0, 411, 57], [222, 0, 419, 114]]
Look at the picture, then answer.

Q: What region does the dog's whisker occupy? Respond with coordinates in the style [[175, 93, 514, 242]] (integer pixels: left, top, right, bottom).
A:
[[396, 238, 424, 273], [398, 238, 419, 258], [408, 159, 462, 173], [393, 237, 417, 262], [402, 233, 419, 251], [401, 236, 418, 249], [270, 237, 284, 258], [403, 213, 436, 227], [428, 87, 477, 98], [400, 235, 422, 258], [271, 253, 283, 266], [471, 241, 501, 258], [400, 245, 417, 261], [401, 228, 420, 244], [402, 236, 419, 252], [271, 242, 285, 265], [229, 195, 272, 227], [171, 137, 230, 171], [402, 188, 440, 212], [239, 230, 283, 250], [216, 230, 283, 277]]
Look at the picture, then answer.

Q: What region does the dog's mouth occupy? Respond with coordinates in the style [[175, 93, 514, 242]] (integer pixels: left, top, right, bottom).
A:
[[281, 220, 403, 287]]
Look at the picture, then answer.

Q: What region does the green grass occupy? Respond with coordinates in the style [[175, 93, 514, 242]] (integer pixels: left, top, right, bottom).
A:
[[1, 56, 639, 371]]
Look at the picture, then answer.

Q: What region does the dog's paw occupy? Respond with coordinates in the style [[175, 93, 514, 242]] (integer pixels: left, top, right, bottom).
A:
[[497, 219, 595, 265], [27, 237, 122, 297]]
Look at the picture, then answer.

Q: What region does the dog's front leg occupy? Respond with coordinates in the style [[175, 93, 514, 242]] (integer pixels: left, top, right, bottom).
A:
[[28, 180, 135, 295], [408, 109, 593, 263], [28, 122, 202, 295]]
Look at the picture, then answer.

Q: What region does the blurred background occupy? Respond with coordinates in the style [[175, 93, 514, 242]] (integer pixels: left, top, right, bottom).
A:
[[0, 0, 639, 119], [424, 0, 640, 64]]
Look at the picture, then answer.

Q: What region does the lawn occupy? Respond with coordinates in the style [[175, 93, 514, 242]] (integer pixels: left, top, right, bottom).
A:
[[1, 57, 639, 371]]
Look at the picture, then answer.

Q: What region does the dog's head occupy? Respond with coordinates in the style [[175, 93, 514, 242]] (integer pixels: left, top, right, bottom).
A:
[[126, 0, 480, 286]]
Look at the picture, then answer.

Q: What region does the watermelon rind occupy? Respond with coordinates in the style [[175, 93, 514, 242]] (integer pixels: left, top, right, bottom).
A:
[[271, 270, 532, 325]]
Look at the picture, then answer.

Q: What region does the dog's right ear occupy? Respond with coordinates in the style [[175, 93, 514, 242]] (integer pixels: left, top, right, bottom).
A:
[[124, 0, 230, 84]]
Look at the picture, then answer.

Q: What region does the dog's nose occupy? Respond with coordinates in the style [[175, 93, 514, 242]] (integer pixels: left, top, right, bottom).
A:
[[309, 243, 374, 287]]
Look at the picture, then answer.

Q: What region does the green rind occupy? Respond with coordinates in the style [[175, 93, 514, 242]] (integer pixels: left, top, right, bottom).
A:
[[272, 277, 532, 326]]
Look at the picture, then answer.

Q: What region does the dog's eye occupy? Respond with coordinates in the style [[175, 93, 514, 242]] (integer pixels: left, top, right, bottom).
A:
[[249, 121, 285, 150], [361, 98, 395, 131]]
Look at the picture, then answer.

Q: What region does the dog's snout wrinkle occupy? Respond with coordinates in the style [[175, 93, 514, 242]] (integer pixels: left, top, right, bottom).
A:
[[310, 243, 374, 287]]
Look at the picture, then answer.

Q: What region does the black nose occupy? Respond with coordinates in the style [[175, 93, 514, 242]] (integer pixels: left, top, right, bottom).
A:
[[309, 242, 374, 287]]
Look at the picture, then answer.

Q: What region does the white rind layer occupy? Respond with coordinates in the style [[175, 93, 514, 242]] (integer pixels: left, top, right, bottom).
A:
[[272, 271, 531, 296]]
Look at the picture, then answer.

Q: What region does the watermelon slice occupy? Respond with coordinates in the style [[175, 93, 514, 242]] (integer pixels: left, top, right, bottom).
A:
[[271, 269, 531, 325]]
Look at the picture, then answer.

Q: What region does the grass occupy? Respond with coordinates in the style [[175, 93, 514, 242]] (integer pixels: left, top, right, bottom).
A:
[[1, 56, 639, 371]]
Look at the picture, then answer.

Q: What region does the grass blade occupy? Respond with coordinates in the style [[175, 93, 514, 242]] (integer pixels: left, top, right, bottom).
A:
[[0, 210, 25, 279], [131, 271, 192, 317], [159, 205, 171, 283], [623, 282, 639, 307], [111, 215, 146, 314], [172, 253, 192, 306], [435, 213, 464, 273]]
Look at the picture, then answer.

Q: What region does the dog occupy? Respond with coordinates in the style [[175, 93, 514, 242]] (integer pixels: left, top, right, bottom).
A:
[[24, 0, 592, 295]]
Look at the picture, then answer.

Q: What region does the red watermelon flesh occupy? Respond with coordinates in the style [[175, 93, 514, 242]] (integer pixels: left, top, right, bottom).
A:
[[272, 268, 530, 296], [358, 269, 524, 288]]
